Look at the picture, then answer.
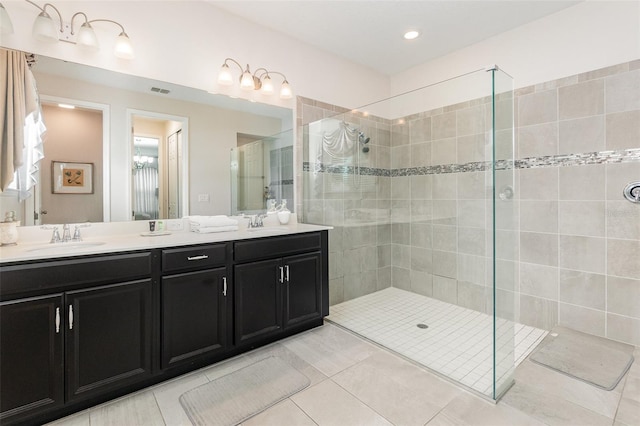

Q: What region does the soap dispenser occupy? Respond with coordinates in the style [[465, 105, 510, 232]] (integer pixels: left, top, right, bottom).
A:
[[276, 200, 291, 225]]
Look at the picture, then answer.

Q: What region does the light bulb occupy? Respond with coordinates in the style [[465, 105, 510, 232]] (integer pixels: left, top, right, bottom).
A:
[[279, 80, 292, 99], [261, 75, 274, 95], [76, 22, 99, 50], [218, 63, 233, 86], [240, 67, 255, 90], [114, 31, 134, 59], [32, 11, 58, 42]]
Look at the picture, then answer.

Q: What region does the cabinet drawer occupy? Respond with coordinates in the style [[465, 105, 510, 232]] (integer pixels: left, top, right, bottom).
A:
[[0, 252, 152, 299], [234, 232, 321, 263], [162, 244, 226, 273]]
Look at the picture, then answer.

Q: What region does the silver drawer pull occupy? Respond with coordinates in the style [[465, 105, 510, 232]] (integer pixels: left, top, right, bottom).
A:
[[187, 255, 209, 261], [223, 276, 227, 296], [55, 307, 60, 333], [69, 305, 74, 330]]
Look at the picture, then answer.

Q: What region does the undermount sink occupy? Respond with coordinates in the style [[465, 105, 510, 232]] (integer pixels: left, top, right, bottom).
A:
[[27, 241, 106, 252], [246, 227, 289, 234]]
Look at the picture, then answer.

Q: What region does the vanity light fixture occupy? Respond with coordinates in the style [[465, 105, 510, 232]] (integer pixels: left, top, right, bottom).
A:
[[24, 0, 135, 59], [217, 58, 293, 100], [0, 3, 14, 35]]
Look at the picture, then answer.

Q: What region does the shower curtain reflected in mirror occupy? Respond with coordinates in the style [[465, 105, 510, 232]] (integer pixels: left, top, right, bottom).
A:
[[133, 167, 159, 220]]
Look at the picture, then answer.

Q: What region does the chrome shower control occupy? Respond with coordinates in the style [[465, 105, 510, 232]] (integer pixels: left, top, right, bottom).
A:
[[623, 181, 640, 204]]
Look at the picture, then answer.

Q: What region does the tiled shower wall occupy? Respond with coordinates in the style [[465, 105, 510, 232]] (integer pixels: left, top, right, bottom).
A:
[[297, 60, 640, 345]]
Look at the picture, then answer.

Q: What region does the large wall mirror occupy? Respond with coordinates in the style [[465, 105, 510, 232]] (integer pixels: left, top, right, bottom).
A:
[[1, 49, 293, 225]]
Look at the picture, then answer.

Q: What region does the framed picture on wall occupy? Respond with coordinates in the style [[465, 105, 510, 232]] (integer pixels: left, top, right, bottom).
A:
[[52, 161, 94, 194]]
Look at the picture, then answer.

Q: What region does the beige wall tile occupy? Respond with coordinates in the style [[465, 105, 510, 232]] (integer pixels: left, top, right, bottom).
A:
[[605, 69, 640, 113], [518, 122, 558, 158], [558, 116, 605, 154], [559, 165, 605, 200], [607, 314, 640, 346], [559, 269, 606, 310], [520, 232, 559, 267], [558, 303, 606, 337], [519, 167, 558, 200], [410, 142, 431, 167], [520, 262, 558, 300], [606, 110, 640, 150], [558, 201, 605, 237], [410, 116, 432, 143], [607, 239, 640, 279], [432, 275, 457, 304], [520, 200, 558, 233], [607, 276, 640, 318], [559, 79, 604, 120], [559, 235, 606, 274], [431, 111, 457, 140], [519, 89, 558, 126], [606, 201, 640, 240]]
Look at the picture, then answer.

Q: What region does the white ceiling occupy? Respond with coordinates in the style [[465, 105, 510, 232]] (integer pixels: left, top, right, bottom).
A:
[[208, 0, 582, 75]]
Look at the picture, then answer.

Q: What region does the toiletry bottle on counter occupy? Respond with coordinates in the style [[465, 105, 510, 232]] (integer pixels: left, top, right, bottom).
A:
[[277, 200, 291, 225], [0, 211, 20, 246]]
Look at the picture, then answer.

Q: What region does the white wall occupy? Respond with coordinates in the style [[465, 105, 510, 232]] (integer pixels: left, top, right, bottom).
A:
[[390, 1, 640, 114], [1, 0, 390, 110]]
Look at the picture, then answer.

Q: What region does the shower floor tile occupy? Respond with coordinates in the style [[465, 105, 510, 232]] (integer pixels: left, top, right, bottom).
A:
[[327, 287, 547, 397]]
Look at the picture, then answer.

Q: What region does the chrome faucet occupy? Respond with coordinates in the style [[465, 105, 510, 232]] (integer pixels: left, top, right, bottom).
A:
[[247, 213, 268, 228]]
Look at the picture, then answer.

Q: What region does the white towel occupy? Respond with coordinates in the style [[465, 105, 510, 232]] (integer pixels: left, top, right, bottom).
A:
[[186, 215, 238, 228], [191, 225, 239, 234]]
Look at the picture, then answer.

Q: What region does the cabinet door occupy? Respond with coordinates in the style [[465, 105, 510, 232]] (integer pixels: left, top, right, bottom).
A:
[[234, 259, 282, 345], [0, 295, 64, 423], [65, 280, 152, 402], [284, 252, 322, 328], [161, 268, 228, 369]]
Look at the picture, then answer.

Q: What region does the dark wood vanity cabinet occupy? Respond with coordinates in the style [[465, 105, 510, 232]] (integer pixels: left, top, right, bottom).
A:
[[0, 230, 328, 425], [233, 233, 327, 347], [0, 295, 64, 423], [0, 252, 154, 425], [160, 244, 229, 369]]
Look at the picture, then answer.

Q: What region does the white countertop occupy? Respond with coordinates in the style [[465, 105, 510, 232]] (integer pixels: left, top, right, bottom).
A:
[[0, 218, 331, 264]]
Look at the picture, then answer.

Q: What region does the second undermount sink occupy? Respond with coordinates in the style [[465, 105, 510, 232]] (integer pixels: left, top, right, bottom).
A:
[[246, 227, 290, 234], [27, 241, 106, 253]]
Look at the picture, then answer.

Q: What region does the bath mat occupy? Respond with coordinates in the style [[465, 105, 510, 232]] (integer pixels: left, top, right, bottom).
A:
[[529, 327, 634, 390], [179, 356, 310, 426]]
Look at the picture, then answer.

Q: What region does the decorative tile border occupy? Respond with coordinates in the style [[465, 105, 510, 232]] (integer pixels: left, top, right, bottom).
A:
[[303, 148, 640, 177]]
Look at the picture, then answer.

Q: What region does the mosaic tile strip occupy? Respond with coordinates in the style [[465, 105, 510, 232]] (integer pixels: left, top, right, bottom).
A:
[[303, 148, 640, 177]]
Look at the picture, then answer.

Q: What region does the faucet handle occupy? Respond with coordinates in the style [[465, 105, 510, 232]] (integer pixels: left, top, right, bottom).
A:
[[50, 227, 61, 243]]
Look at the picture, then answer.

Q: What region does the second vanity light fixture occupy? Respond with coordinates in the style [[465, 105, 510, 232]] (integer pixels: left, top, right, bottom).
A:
[[24, 0, 134, 59], [217, 58, 293, 100]]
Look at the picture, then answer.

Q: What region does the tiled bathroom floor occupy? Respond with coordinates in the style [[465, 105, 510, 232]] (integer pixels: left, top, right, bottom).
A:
[[328, 287, 547, 397], [47, 322, 639, 426]]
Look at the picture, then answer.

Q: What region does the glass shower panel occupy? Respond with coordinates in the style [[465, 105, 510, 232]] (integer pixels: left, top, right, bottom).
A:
[[491, 67, 517, 399], [301, 67, 516, 400]]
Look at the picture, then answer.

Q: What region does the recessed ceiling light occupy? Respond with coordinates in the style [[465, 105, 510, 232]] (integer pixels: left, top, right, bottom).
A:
[[403, 30, 420, 40]]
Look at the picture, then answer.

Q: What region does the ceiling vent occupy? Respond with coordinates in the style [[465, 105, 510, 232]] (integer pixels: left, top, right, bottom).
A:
[[150, 87, 170, 94]]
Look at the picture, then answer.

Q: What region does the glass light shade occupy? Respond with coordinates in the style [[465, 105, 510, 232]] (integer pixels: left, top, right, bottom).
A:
[[114, 32, 134, 59], [279, 80, 293, 99], [76, 22, 99, 50], [260, 75, 274, 95], [240, 70, 255, 90], [217, 63, 233, 86], [32, 11, 58, 42], [0, 4, 14, 35]]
